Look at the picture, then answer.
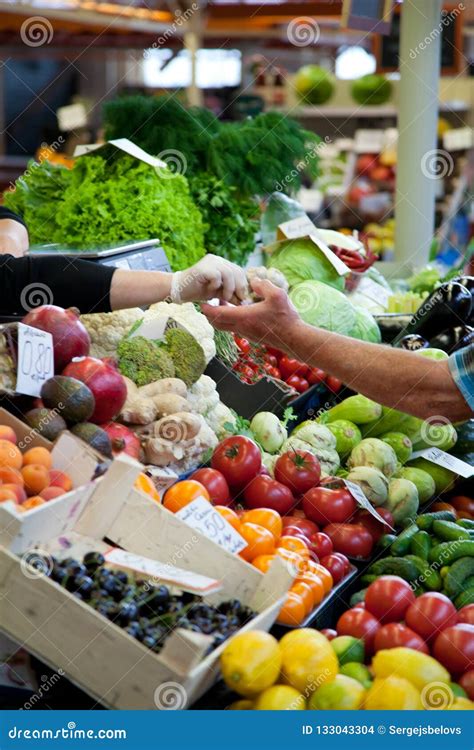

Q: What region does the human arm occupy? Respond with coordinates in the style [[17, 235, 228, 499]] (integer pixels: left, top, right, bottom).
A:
[[203, 279, 473, 422], [0, 208, 29, 258]]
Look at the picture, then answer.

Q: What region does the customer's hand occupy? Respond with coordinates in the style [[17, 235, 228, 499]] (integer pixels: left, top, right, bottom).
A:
[[171, 255, 248, 303], [202, 278, 302, 349]]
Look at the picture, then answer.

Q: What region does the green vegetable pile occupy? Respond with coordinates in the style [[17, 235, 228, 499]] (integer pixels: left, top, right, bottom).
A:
[[189, 173, 258, 266]]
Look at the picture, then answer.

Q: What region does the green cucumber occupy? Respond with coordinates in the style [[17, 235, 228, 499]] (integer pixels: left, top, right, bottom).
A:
[[458, 519, 474, 530], [390, 524, 418, 556], [349, 589, 367, 607], [432, 520, 471, 542], [368, 557, 419, 582], [403, 555, 442, 591], [454, 588, 474, 609], [360, 574, 378, 586], [377, 534, 397, 551], [410, 531, 432, 559], [429, 540, 474, 566], [416, 510, 457, 530], [464, 575, 474, 588], [445, 557, 474, 599]]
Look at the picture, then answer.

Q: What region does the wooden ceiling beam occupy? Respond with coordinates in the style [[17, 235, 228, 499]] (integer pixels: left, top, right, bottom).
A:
[[208, 2, 342, 20]]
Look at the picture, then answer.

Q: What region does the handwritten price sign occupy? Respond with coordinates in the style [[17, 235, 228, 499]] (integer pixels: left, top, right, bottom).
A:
[[177, 496, 248, 555], [16, 323, 54, 397]]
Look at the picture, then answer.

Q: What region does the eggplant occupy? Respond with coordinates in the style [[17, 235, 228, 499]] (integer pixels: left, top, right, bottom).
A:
[[452, 276, 474, 325], [393, 281, 472, 346], [430, 325, 474, 353], [398, 334, 429, 351]]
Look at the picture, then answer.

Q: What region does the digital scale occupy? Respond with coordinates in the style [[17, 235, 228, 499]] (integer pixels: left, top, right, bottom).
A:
[[29, 238, 172, 273]]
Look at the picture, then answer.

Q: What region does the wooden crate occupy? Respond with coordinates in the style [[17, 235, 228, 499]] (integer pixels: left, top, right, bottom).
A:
[[0, 543, 293, 709]]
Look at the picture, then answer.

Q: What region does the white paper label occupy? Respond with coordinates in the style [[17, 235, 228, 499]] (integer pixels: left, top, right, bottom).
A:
[[356, 277, 390, 308], [104, 547, 221, 594], [354, 129, 385, 154], [176, 496, 248, 555], [443, 127, 473, 152], [16, 323, 54, 397], [410, 449, 473, 478], [277, 215, 317, 239], [310, 232, 351, 276], [344, 479, 395, 530]]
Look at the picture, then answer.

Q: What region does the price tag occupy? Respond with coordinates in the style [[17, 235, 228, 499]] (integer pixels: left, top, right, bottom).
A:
[[356, 277, 390, 308], [354, 129, 384, 154], [277, 215, 317, 240], [310, 233, 350, 276], [443, 127, 473, 152], [16, 323, 54, 398], [344, 479, 395, 530], [176, 496, 248, 555], [410, 449, 473, 478]]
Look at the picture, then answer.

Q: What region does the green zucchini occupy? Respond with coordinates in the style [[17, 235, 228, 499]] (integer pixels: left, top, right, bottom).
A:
[[416, 510, 457, 530], [454, 588, 474, 609], [390, 524, 418, 556], [404, 555, 442, 591], [429, 540, 474, 566], [377, 534, 397, 551], [368, 557, 419, 582], [410, 531, 432, 559], [432, 520, 471, 542], [445, 557, 474, 599]]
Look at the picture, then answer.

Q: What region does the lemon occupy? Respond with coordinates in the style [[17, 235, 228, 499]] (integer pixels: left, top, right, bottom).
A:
[[365, 676, 423, 710], [340, 662, 372, 688], [220, 631, 281, 697], [331, 636, 365, 665], [372, 648, 450, 691], [254, 685, 306, 710], [227, 699, 254, 710], [308, 675, 366, 710], [279, 629, 338, 694], [448, 697, 474, 710]]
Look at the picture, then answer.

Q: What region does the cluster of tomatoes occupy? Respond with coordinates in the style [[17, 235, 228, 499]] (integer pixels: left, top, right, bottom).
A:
[[323, 575, 474, 696], [232, 336, 342, 395]]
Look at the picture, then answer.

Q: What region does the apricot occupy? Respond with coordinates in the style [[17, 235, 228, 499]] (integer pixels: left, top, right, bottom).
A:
[[22, 447, 52, 469], [0, 425, 17, 444], [0, 467, 24, 486], [21, 464, 50, 496], [2, 484, 27, 504], [40, 486, 66, 501], [0, 488, 18, 504], [49, 470, 73, 493], [21, 496, 46, 511], [0, 440, 22, 470]]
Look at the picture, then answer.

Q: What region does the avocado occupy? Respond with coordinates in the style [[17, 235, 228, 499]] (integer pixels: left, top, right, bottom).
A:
[[41, 376, 95, 424], [70, 423, 112, 457], [24, 408, 67, 442]]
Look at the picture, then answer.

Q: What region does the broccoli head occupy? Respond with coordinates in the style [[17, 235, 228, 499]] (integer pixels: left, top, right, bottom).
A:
[[117, 335, 175, 386], [165, 328, 206, 387]]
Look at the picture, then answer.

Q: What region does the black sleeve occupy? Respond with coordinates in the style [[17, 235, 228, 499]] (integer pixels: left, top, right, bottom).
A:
[[0, 255, 116, 316], [0, 207, 27, 228]]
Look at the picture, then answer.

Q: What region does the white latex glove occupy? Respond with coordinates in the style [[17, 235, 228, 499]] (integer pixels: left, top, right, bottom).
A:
[[170, 254, 248, 303]]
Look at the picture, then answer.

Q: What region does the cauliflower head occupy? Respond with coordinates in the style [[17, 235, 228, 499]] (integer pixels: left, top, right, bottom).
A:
[[81, 308, 144, 358]]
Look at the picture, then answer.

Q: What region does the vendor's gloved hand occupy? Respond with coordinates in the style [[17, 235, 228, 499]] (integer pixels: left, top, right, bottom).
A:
[[170, 254, 248, 303]]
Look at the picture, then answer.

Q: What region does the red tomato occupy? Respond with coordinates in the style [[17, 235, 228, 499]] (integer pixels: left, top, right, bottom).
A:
[[266, 366, 281, 379], [307, 367, 326, 385], [324, 523, 373, 559], [365, 576, 416, 624], [326, 376, 343, 393], [320, 628, 337, 641], [274, 451, 321, 495], [374, 623, 429, 654], [458, 604, 474, 625], [450, 496, 474, 515], [286, 374, 309, 393], [353, 509, 394, 542], [281, 516, 320, 537], [459, 669, 474, 700], [234, 337, 250, 354], [433, 624, 474, 676], [190, 468, 230, 506], [211, 436, 261, 489], [302, 487, 356, 525], [305, 532, 333, 559], [337, 608, 380, 654], [266, 346, 283, 359], [265, 354, 278, 367], [320, 554, 346, 584], [279, 356, 302, 380], [236, 364, 255, 382], [405, 592, 458, 640], [243, 475, 295, 515], [330, 552, 351, 574]]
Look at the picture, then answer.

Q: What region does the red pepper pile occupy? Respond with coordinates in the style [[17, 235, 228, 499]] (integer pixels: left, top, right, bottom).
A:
[[331, 244, 378, 274], [232, 336, 343, 394]]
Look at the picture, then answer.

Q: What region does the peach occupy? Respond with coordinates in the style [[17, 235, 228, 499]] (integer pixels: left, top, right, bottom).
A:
[[21, 496, 46, 511], [0, 488, 18, 504], [40, 486, 66, 501], [0, 440, 22, 470], [2, 484, 27, 504], [49, 470, 73, 493], [23, 447, 52, 469], [0, 425, 17, 444], [0, 467, 24, 486], [21, 464, 50, 496]]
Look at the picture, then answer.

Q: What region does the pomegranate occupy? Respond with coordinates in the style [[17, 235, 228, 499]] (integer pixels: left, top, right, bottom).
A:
[[62, 357, 127, 424], [22, 305, 90, 371], [101, 422, 141, 459]]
